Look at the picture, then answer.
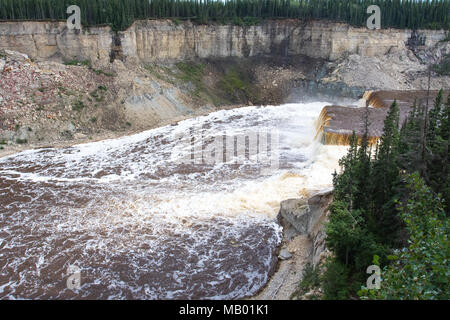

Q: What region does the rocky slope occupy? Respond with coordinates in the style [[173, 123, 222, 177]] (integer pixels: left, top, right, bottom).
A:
[[1, 19, 449, 155]]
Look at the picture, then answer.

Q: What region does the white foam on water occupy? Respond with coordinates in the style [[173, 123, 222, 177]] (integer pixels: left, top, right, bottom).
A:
[[0, 102, 349, 299]]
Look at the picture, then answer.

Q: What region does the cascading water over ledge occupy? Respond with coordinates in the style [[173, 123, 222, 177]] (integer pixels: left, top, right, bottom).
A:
[[0, 102, 349, 299]]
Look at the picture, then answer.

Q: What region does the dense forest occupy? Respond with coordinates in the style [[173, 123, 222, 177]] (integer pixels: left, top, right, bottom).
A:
[[296, 91, 449, 299], [0, 0, 449, 31]]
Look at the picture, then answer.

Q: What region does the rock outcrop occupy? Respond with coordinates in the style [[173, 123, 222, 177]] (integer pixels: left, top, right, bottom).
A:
[[1, 19, 449, 154], [0, 19, 447, 65], [252, 189, 333, 300], [315, 90, 450, 146], [277, 189, 333, 267]]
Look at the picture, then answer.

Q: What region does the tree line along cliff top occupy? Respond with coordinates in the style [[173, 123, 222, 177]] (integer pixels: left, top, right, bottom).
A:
[[0, 0, 449, 31]]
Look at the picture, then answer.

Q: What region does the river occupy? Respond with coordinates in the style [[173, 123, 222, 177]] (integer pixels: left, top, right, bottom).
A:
[[0, 102, 348, 299]]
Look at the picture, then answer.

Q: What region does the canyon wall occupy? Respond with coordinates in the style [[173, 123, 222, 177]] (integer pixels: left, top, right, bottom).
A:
[[0, 19, 447, 64]]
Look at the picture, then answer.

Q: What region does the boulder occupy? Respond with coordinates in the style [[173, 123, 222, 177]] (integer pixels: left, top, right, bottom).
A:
[[277, 188, 333, 236], [278, 248, 292, 260]]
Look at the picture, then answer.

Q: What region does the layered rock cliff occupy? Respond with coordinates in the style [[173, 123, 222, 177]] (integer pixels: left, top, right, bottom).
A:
[[0, 19, 447, 64], [1, 19, 449, 154]]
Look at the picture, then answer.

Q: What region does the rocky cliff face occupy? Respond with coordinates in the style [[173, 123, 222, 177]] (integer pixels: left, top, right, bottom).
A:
[[252, 189, 333, 300], [1, 19, 449, 154], [0, 19, 446, 64], [0, 21, 112, 64]]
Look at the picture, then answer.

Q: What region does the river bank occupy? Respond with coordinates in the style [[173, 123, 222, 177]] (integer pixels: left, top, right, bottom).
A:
[[250, 189, 333, 300], [0, 102, 245, 159]]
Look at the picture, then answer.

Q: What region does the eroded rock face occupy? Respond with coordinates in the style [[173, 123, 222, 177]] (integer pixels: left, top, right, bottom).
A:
[[278, 188, 333, 235], [0, 20, 446, 64], [0, 21, 112, 64], [277, 189, 333, 266]]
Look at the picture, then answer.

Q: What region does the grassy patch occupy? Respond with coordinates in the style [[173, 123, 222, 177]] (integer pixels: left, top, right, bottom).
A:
[[218, 69, 252, 100], [0, 139, 7, 145], [90, 117, 97, 123], [64, 60, 90, 67], [72, 100, 85, 112], [16, 138, 28, 144], [175, 62, 205, 83], [91, 68, 115, 77], [90, 86, 107, 102]]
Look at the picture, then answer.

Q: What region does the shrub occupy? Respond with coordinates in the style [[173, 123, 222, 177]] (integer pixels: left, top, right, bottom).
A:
[[291, 263, 321, 300], [72, 100, 85, 111], [321, 259, 351, 299]]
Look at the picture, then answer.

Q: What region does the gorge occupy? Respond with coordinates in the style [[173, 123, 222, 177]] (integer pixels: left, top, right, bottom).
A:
[[0, 17, 449, 300]]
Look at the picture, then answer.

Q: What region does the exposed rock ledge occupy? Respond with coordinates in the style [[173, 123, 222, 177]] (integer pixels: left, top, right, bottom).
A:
[[251, 188, 333, 300]]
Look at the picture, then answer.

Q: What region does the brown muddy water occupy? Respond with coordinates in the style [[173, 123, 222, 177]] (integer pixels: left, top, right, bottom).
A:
[[0, 102, 348, 299]]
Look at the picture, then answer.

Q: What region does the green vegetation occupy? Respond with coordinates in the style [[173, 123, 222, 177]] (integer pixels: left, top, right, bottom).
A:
[[290, 263, 321, 299], [92, 68, 115, 77], [72, 100, 85, 111], [0, 0, 448, 31], [90, 85, 108, 102], [175, 62, 205, 83], [16, 138, 28, 144], [318, 90, 450, 299], [218, 69, 251, 100], [64, 60, 90, 67], [359, 174, 449, 300]]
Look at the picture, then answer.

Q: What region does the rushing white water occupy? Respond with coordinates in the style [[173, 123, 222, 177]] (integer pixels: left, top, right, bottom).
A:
[[0, 102, 348, 299]]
